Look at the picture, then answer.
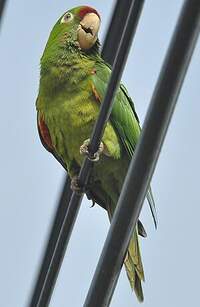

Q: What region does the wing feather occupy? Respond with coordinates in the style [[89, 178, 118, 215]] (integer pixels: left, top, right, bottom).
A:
[[91, 62, 157, 227]]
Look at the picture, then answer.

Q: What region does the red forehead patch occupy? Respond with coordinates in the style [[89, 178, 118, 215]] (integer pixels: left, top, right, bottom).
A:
[[78, 6, 100, 19]]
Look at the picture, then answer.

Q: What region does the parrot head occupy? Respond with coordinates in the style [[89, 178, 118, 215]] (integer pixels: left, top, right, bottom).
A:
[[43, 6, 101, 56]]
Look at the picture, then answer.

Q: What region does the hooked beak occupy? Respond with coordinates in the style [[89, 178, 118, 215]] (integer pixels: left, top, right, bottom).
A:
[[77, 13, 101, 50]]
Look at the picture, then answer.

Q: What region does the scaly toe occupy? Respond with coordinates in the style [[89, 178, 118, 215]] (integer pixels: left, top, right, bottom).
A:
[[80, 139, 104, 162], [80, 139, 90, 156], [70, 176, 85, 194]]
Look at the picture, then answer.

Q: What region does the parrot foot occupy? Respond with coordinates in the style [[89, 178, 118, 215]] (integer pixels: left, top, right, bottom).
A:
[[70, 176, 85, 195], [80, 139, 104, 162]]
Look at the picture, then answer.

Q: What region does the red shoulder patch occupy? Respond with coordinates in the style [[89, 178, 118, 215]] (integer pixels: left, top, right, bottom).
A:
[[78, 6, 100, 19], [38, 115, 54, 150]]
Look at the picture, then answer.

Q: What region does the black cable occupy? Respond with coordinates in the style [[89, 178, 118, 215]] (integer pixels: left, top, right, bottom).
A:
[[83, 0, 200, 306], [29, 177, 72, 307], [29, 1, 145, 306], [102, 0, 133, 66], [0, 0, 7, 26]]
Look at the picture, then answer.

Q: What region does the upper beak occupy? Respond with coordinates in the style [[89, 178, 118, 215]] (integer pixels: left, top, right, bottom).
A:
[[77, 13, 101, 50]]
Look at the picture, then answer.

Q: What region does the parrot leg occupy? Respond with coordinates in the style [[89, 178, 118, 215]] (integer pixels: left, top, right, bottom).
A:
[[80, 138, 104, 162], [70, 175, 96, 197], [70, 176, 85, 194]]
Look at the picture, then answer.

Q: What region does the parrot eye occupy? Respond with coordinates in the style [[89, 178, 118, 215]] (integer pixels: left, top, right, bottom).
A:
[[61, 12, 74, 24]]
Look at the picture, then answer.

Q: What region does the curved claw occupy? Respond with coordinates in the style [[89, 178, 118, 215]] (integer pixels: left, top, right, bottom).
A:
[[138, 220, 147, 238]]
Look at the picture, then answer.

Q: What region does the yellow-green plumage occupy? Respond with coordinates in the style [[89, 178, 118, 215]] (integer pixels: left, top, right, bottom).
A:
[[37, 6, 157, 302]]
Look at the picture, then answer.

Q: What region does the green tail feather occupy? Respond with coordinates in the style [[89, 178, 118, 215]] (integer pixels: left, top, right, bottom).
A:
[[135, 273, 144, 302], [107, 203, 145, 302], [124, 229, 144, 302]]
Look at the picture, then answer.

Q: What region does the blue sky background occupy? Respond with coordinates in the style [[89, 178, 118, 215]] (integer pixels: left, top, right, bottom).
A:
[[0, 1, 200, 307]]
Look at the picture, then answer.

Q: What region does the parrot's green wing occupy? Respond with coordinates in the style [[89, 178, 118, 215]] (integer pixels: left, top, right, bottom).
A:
[[92, 61, 157, 227]]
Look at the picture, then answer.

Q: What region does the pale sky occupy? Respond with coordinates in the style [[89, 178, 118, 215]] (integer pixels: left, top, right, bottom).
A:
[[0, 1, 200, 307]]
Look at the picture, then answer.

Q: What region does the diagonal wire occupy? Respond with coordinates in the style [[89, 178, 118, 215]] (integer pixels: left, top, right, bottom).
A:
[[0, 0, 7, 27], [83, 0, 200, 306], [28, 177, 72, 307], [29, 0, 144, 307], [102, 0, 134, 65]]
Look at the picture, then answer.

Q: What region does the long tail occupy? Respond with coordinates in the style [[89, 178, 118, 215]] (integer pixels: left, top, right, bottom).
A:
[[107, 203, 145, 302], [124, 228, 145, 302]]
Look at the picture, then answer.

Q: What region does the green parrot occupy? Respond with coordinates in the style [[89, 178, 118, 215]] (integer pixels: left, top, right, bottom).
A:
[[36, 6, 157, 302]]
